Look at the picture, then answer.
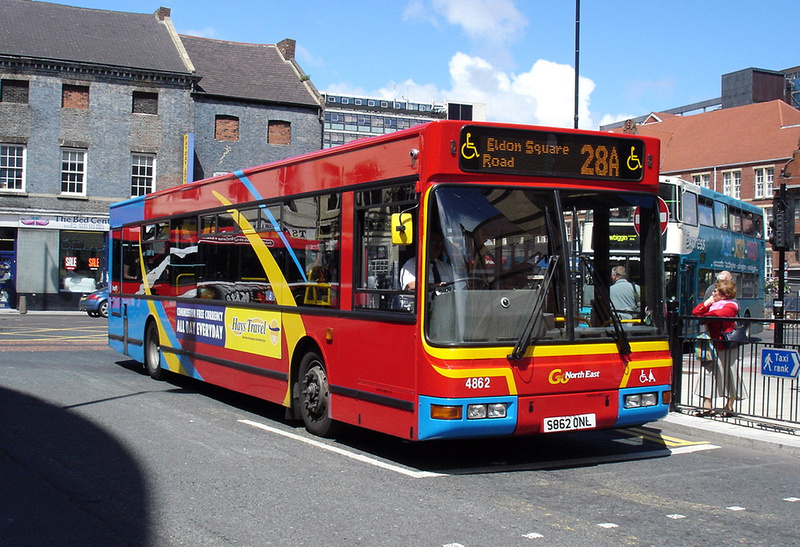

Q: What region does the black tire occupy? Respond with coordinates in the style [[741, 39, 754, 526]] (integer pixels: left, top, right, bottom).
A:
[[297, 351, 338, 437], [144, 321, 164, 380], [98, 300, 109, 318]]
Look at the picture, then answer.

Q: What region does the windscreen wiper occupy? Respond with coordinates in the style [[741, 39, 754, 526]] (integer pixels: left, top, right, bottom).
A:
[[580, 256, 632, 362], [508, 255, 559, 361]]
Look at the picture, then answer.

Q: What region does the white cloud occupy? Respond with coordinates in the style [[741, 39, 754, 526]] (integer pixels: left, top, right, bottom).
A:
[[325, 52, 598, 129], [445, 53, 596, 129], [431, 0, 527, 42]]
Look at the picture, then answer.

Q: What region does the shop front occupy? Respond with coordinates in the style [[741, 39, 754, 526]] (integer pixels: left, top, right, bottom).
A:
[[1, 213, 109, 310]]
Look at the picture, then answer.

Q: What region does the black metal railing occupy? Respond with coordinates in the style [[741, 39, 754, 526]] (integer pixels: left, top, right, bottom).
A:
[[670, 311, 800, 434]]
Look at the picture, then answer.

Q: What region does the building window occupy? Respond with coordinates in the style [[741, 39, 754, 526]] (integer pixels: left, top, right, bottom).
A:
[[268, 120, 291, 145], [61, 149, 86, 195], [692, 173, 710, 189], [131, 153, 156, 196], [1, 79, 29, 103], [215, 115, 239, 141], [448, 102, 473, 121], [754, 166, 775, 199], [132, 91, 158, 115], [0, 145, 25, 191], [62, 84, 89, 109], [722, 170, 741, 199]]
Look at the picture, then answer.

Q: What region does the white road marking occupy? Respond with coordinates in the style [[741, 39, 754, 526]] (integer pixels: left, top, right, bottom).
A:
[[239, 419, 446, 478], [239, 419, 720, 477]]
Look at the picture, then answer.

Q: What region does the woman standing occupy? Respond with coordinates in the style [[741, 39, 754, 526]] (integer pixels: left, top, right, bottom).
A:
[[692, 279, 745, 415]]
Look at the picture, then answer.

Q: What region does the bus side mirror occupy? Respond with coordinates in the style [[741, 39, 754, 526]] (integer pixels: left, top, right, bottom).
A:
[[391, 213, 413, 245]]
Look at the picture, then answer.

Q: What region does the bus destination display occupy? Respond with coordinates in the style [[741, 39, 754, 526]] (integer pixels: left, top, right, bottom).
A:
[[458, 126, 645, 181]]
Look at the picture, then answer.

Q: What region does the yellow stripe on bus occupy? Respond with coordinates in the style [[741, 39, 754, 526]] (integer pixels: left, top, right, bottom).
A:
[[213, 191, 306, 406], [423, 340, 670, 361], [618, 358, 673, 388], [431, 363, 518, 395], [137, 234, 187, 375]]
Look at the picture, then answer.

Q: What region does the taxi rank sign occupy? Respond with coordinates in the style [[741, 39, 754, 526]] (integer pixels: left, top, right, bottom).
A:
[[458, 125, 645, 182]]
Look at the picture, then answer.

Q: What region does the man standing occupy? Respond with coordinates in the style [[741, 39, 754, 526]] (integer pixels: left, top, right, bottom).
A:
[[609, 265, 639, 320]]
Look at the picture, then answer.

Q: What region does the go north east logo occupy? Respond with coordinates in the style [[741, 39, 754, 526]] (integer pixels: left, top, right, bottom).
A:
[[548, 368, 600, 384]]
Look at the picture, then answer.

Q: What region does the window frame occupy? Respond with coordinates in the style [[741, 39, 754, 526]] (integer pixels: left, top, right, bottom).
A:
[[0, 144, 26, 192], [60, 148, 87, 196], [131, 153, 156, 197]]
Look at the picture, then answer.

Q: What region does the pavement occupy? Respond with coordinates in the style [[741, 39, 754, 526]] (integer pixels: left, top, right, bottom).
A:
[[3, 307, 800, 456], [663, 410, 800, 456]]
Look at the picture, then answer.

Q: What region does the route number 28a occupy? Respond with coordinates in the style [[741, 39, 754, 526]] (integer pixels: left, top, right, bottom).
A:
[[581, 144, 620, 177], [465, 377, 491, 389]]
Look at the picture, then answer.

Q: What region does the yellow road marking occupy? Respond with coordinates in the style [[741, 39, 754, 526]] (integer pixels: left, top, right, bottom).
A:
[[623, 427, 711, 448]]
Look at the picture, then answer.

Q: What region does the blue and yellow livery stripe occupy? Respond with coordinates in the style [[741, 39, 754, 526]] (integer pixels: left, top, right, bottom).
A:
[[137, 236, 196, 377], [211, 190, 307, 407]]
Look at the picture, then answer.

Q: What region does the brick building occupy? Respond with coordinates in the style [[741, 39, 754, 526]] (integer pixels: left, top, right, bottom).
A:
[[614, 99, 800, 281], [0, 1, 322, 310]]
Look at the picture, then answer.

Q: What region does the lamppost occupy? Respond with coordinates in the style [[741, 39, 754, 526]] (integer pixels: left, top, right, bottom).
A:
[[574, 0, 580, 129]]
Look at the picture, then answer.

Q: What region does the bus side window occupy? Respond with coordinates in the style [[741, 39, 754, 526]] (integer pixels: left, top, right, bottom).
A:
[[354, 184, 417, 311], [284, 194, 341, 308]]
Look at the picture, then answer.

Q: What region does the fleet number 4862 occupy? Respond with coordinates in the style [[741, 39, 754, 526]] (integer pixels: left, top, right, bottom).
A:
[[465, 377, 491, 389]]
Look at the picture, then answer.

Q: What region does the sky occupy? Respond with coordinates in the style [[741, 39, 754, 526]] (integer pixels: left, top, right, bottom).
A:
[[42, 0, 800, 130]]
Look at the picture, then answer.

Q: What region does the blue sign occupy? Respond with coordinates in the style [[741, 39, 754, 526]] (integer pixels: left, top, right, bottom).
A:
[[760, 348, 800, 379]]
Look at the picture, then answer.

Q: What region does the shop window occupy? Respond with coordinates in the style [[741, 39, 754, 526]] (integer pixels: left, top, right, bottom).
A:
[[60, 230, 105, 292]]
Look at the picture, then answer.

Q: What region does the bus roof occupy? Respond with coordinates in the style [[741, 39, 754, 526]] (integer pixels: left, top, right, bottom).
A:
[[111, 120, 660, 226]]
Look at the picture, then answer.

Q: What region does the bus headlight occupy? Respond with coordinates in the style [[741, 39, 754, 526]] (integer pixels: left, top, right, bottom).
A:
[[487, 403, 507, 418], [624, 392, 659, 409], [467, 403, 507, 419], [467, 404, 487, 419]]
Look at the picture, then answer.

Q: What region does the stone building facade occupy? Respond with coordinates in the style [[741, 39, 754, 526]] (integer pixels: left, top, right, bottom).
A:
[[0, 1, 322, 310]]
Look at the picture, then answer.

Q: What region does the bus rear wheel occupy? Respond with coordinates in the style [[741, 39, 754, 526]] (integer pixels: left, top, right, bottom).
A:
[[298, 351, 338, 437], [144, 321, 164, 380]]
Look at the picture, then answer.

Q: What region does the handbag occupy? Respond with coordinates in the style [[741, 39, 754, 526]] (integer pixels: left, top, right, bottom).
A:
[[722, 325, 748, 347], [695, 332, 717, 361]]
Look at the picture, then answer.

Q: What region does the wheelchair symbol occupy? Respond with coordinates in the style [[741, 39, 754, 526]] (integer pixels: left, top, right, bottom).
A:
[[639, 369, 656, 383], [461, 132, 479, 160], [627, 146, 643, 171]]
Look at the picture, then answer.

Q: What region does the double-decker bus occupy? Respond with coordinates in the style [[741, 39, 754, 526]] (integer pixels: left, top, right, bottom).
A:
[[658, 176, 766, 320], [107, 121, 670, 441]]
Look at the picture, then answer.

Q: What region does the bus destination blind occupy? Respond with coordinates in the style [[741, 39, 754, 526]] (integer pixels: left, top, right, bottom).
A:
[[458, 126, 645, 181]]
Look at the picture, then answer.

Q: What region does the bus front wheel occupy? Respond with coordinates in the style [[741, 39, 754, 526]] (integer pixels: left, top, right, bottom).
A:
[[144, 321, 164, 380], [298, 351, 338, 437]]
